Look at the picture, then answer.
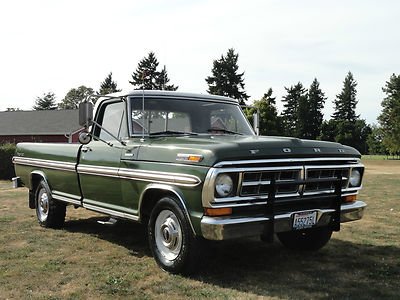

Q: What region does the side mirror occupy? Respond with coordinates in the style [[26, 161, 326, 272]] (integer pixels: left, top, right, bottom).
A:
[[79, 101, 94, 128], [78, 131, 92, 144], [253, 112, 260, 136]]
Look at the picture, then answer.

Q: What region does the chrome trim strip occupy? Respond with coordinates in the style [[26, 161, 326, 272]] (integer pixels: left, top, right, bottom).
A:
[[211, 200, 268, 208], [53, 192, 82, 206], [305, 163, 364, 170], [13, 157, 76, 172], [78, 164, 201, 187], [216, 165, 304, 174], [211, 191, 304, 204], [77, 165, 119, 177], [83, 202, 139, 221], [121, 159, 209, 170], [53, 190, 81, 200], [214, 157, 361, 167], [119, 168, 201, 186]]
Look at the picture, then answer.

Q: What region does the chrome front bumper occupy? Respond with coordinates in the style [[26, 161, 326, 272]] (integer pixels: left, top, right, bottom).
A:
[[200, 200, 367, 240]]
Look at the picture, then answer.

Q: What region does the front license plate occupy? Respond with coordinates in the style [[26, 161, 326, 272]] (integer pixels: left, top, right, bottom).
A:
[[292, 211, 317, 230]]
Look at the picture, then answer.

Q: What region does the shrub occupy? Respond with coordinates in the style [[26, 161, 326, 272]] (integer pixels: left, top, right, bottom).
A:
[[0, 143, 16, 180]]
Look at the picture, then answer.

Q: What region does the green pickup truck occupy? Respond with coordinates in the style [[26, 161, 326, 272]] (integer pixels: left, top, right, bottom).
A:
[[13, 90, 366, 274]]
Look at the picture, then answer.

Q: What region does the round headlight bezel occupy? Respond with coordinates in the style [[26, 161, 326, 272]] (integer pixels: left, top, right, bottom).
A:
[[215, 174, 234, 198], [349, 169, 361, 187]]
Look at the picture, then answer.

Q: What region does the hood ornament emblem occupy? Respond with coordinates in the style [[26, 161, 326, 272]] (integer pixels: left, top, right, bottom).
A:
[[283, 148, 291, 153], [249, 149, 259, 155]]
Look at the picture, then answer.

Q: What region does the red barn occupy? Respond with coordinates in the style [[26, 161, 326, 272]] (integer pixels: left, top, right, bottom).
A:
[[0, 110, 82, 144]]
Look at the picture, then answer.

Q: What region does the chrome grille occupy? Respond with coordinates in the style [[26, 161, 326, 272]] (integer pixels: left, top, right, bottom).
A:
[[304, 167, 349, 195], [241, 170, 300, 196], [206, 158, 364, 208]]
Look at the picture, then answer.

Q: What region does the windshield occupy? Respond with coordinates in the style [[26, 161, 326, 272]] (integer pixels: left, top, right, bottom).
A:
[[129, 97, 254, 136]]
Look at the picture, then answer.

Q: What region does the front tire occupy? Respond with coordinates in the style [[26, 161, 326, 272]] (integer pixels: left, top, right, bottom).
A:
[[277, 227, 333, 251], [148, 196, 200, 274], [35, 180, 66, 229]]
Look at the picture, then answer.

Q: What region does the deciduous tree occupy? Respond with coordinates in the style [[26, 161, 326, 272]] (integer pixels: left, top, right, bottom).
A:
[[59, 86, 95, 109], [245, 88, 282, 136]]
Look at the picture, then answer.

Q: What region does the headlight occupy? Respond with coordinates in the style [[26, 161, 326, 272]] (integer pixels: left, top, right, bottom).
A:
[[215, 174, 233, 197], [349, 169, 361, 187]]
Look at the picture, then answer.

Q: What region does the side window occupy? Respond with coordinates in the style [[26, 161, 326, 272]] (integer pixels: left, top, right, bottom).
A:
[[98, 101, 127, 141]]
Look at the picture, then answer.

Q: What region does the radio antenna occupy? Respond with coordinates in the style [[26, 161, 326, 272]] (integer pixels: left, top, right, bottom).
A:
[[141, 71, 146, 141]]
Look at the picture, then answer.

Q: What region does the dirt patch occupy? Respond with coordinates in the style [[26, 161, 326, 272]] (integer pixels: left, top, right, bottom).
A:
[[362, 159, 400, 175]]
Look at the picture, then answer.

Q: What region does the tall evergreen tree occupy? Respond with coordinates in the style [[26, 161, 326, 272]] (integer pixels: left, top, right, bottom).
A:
[[206, 48, 249, 105], [281, 82, 307, 137], [99, 72, 121, 95], [378, 73, 400, 155], [307, 78, 326, 139], [33, 92, 58, 110], [245, 88, 283, 136], [320, 119, 338, 142], [333, 72, 358, 122], [59, 86, 95, 109], [129, 52, 177, 90], [155, 65, 178, 91]]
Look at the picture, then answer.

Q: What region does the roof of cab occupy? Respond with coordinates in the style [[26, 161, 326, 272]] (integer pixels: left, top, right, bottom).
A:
[[97, 90, 238, 104]]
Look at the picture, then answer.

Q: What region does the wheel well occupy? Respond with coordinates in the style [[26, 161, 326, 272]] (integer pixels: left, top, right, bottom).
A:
[[140, 189, 176, 224], [29, 173, 45, 209]]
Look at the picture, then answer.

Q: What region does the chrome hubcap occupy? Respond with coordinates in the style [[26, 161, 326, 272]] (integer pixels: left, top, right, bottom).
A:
[[37, 189, 49, 222], [155, 210, 182, 261]]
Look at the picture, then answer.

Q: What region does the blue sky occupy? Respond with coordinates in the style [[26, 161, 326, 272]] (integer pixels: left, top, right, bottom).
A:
[[1, 0, 399, 124]]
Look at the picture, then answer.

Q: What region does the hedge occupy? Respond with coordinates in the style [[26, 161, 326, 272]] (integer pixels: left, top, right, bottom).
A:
[[0, 143, 16, 180]]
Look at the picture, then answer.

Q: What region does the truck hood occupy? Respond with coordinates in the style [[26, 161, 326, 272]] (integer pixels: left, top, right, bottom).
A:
[[134, 135, 361, 167]]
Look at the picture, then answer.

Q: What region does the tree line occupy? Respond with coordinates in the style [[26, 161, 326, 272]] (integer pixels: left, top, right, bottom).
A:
[[8, 49, 400, 156]]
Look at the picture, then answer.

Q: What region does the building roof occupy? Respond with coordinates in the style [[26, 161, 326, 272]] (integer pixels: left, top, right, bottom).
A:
[[0, 110, 80, 136]]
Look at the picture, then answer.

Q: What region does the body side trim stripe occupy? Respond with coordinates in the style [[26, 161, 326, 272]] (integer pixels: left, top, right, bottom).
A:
[[83, 203, 139, 221], [53, 194, 81, 206], [78, 164, 201, 187], [13, 157, 76, 172], [13, 157, 201, 187]]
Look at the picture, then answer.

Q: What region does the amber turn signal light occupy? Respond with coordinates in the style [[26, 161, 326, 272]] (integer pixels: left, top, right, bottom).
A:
[[204, 207, 232, 216], [343, 195, 357, 203]]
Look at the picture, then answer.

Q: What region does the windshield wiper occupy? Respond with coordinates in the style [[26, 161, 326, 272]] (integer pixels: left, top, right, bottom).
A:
[[149, 130, 198, 137], [207, 128, 243, 135]]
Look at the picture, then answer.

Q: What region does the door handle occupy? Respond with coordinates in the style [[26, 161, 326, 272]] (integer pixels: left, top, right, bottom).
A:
[[82, 146, 92, 153]]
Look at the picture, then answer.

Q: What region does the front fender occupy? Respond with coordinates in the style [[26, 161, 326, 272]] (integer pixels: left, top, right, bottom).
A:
[[138, 183, 196, 235]]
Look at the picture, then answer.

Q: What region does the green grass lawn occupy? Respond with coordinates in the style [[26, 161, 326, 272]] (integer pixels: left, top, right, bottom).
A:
[[0, 160, 399, 299], [362, 154, 400, 160]]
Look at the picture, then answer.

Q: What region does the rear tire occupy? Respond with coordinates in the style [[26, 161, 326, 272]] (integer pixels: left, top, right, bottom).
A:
[[277, 227, 332, 251], [35, 180, 66, 229], [148, 196, 200, 274]]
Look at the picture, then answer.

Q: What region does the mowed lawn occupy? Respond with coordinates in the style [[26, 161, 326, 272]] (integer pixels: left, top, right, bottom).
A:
[[0, 159, 399, 299]]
